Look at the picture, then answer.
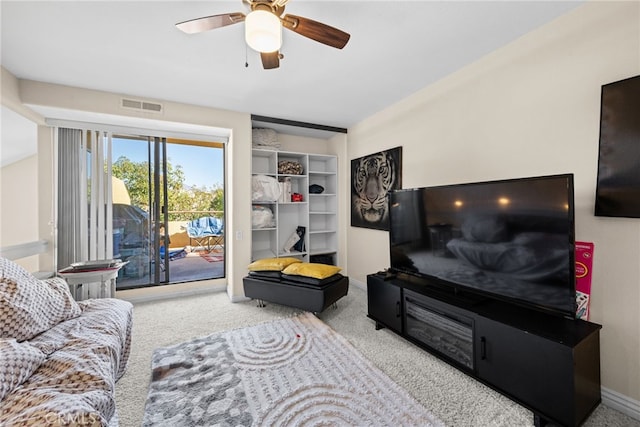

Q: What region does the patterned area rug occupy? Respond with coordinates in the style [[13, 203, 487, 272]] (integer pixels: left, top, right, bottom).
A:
[[198, 252, 224, 263], [142, 312, 444, 426]]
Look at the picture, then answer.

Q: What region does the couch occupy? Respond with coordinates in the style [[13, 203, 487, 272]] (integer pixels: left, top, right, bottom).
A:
[[0, 257, 133, 426]]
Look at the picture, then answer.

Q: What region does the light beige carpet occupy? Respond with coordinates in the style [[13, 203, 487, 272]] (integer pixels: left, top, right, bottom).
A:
[[116, 285, 639, 427]]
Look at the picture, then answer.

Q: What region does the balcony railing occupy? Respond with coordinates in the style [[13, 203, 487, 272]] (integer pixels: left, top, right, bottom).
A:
[[166, 209, 223, 222]]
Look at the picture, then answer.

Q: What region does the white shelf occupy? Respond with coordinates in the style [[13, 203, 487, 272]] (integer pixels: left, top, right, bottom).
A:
[[279, 173, 307, 178], [277, 250, 307, 257], [251, 149, 338, 264], [309, 248, 336, 256]]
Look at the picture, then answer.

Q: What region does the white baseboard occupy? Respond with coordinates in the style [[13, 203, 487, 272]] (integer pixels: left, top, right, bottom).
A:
[[120, 284, 224, 304], [349, 278, 366, 291], [230, 294, 251, 303], [602, 386, 640, 421], [0, 239, 48, 260]]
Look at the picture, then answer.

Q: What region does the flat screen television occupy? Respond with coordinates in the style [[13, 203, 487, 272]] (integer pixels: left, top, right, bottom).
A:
[[389, 174, 576, 318], [595, 74, 640, 218]]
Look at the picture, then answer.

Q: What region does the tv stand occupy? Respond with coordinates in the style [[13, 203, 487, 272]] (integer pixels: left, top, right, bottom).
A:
[[367, 273, 602, 427]]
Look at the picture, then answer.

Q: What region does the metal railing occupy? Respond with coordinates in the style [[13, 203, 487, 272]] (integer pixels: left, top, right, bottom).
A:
[[166, 210, 224, 222]]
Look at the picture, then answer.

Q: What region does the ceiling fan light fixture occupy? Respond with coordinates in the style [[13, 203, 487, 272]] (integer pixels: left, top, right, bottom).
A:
[[245, 10, 282, 53]]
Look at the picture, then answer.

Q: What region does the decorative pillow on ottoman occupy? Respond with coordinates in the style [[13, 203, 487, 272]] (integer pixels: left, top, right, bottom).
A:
[[0, 257, 81, 341], [282, 262, 342, 279], [0, 338, 45, 400], [247, 257, 302, 272]]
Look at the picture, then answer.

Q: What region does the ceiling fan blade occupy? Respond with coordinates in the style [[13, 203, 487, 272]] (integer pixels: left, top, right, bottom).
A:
[[176, 12, 245, 34], [282, 14, 350, 49], [261, 52, 280, 69]]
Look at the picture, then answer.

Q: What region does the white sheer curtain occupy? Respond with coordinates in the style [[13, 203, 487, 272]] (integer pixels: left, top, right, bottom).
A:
[[57, 127, 113, 268]]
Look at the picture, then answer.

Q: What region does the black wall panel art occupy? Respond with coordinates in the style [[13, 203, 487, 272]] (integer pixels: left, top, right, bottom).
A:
[[595, 74, 640, 218]]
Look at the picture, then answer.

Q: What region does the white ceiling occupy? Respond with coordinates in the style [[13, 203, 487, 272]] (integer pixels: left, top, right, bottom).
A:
[[1, 1, 583, 136]]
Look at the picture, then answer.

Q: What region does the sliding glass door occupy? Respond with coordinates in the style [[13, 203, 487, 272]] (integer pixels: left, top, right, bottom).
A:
[[111, 135, 225, 289]]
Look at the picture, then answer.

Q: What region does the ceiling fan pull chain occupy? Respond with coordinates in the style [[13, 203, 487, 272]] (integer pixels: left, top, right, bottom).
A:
[[245, 43, 249, 68]]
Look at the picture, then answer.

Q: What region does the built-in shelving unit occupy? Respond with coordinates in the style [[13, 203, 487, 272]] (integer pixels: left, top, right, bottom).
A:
[[251, 149, 338, 264], [308, 154, 337, 261]]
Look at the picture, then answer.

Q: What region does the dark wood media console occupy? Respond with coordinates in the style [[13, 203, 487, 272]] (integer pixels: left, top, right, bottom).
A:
[[367, 272, 602, 427]]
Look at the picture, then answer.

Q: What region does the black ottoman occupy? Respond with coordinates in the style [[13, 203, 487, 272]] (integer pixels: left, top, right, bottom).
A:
[[242, 273, 349, 313]]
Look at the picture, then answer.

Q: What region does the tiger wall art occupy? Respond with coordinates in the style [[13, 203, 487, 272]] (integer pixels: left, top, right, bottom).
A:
[[351, 147, 402, 230]]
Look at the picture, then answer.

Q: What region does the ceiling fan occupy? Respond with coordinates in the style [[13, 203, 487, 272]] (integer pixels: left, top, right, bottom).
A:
[[176, 0, 350, 70]]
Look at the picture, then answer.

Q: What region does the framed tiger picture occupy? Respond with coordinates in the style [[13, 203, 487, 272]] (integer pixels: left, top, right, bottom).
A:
[[351, 146, 402, 230]]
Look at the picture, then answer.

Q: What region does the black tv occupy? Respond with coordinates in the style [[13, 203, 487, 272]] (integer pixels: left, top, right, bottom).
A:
[[595, 74, 640, 218], [389, 174, 577, 318]]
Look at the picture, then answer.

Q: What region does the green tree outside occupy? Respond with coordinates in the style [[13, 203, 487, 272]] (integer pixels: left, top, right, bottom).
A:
[[112, 156, 223, 221]]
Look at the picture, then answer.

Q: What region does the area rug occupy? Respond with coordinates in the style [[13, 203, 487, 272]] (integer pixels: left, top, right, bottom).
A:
[[198, 252, 224, 262], [142, 312, 444, 427]]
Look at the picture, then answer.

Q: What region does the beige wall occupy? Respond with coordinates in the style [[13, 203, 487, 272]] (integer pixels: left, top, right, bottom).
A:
[[3, 77, 254, 301], [0, 154, 39, 271], [277, 133, 333, 154], [2, 0, 638, 406], [1, 76, 347, 302], [1, 66, 44, 125], [329, 133, 349, 270], [1, 67, 47, 270], [1, 75, 348, 303], [347, 1, 639, 402]]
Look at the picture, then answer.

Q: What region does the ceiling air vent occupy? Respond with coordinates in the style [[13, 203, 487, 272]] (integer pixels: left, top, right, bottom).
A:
[[121, 98, 163, 114]]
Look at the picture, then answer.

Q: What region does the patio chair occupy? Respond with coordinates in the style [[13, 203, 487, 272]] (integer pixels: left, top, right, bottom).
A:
[[184, 217, 224, 253]]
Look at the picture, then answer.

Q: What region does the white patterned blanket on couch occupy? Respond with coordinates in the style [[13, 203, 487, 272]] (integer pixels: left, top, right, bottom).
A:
[[0, 257, 133, 427]]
